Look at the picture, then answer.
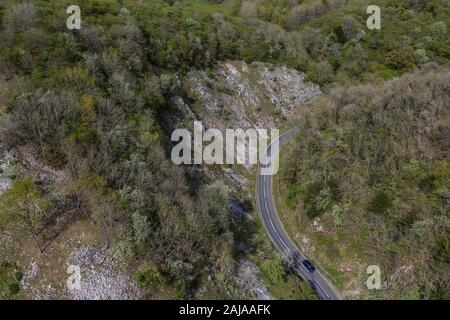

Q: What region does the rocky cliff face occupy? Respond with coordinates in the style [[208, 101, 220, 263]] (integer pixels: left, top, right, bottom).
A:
[[167, 60, 321, 189], [181, 60, 321, 131]]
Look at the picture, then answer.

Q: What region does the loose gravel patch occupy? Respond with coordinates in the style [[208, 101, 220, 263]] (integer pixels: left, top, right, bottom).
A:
[[66, 246, 141, 300]]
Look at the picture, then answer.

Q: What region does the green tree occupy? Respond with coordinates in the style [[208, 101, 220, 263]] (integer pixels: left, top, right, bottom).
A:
[[134, 267, 165, 288], [0, 178, 49, 253], [0, 262, 22, 298], [132, 212, 151, 246], [202, 181, 230, 234]]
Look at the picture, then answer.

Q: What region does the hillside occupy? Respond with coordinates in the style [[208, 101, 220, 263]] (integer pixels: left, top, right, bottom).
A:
[[0, 0, 448, 300], [280, 66, 449, 299]]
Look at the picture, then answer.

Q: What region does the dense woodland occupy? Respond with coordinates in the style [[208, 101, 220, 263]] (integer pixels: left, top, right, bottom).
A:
[[0, 0, 448, 299], [283, 67, 449, 299]]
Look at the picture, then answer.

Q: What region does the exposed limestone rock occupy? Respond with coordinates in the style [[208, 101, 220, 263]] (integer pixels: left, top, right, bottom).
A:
[[66, 246, 141, 300], [0, 145, 13, 196], [171, 60, 321, 175], [234, 259, 274, 300], [183, 60, 321, 131]]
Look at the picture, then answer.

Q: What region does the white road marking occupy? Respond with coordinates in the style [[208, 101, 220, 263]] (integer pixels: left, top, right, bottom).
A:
[[279, 237, 289, 250], [269, 217, 276, 231], [314, 279, 330, 298]]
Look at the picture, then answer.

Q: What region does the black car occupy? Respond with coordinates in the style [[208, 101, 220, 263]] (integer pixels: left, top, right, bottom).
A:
[[302, 260, 316, 273]]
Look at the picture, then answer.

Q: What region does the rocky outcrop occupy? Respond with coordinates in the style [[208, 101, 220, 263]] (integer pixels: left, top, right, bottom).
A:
[[183, 60, 321, 130], [0, 145, 13, 196], [169, 60, 321, 181], [66, 246, 141, 300], [234, 259, 274, 300]]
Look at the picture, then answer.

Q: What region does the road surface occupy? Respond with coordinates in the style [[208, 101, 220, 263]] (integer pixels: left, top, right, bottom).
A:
[[256, 127, 341, 300]]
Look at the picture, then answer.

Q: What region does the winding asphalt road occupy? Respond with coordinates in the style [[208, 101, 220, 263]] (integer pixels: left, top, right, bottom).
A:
[[256, 127, 341, 300]]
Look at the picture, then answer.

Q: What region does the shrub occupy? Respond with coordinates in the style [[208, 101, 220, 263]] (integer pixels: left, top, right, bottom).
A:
[[134, 267, 165, 288], [302, 27, 323, 56], [239, 1, 257, 20], [430, 21, 447, 39], [0, 178, 49, 248], [315, 60, 334, 85], [342, 15, 361, 42], [260, 258, 286, 285], [344, 44, 368, 76], [300, 180, 340, 219], [9, 89, 79, 150], [160, 74, 177, 96], [3, 2, 36, 33], [386, 45, 416, 70], [201, 181, 230, 233], [323, 33, 341, 66], [132, 212, 151, 246], [368, 189, 393, 215], [285, 184, 304, 209], [287, 2, 323, 31], [414, 49, 430, 65], [0, 262, 21, 297], [174, 280, 187, 299], [331, 205, 342, 226], [59, 67, 96, 92]]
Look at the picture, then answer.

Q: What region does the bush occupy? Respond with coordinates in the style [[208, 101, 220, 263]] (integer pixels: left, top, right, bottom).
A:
[[386, 45, 416, 70], [201, 181, 230, 233], [414, 49, 430, 65], [134, 267, 165, 288], [159, 74, 178, 96], [0, 262, 21, 297], [343, 44, 368, 76], [285, 184, 304, 209], [314, 60, 334, 85], [430, 21, 447, 40], [9, 89, 79, 151], [342, 15, 361, 42], [239, 1, 257, 20], [302, 27, 323, 56], [286, 0, 344, 31], [368, 189, 393, 215], [301, 180, 340, 219], [322, 33, 341, 66], [3, 2, 36, 33], [132, 212, 151, 246], [260, 258, 286, 285]]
